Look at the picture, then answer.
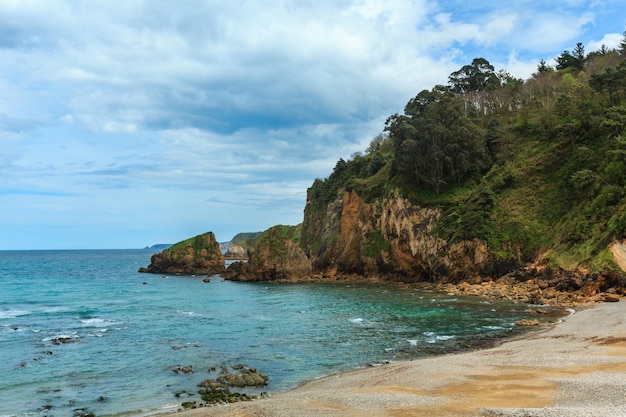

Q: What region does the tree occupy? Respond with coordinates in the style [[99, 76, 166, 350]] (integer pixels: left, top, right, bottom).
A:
[[385, 113, 417, 176], [590, 60, 626, 107], [496, 70, 523, 89], [448, 58, 499, 94], [620, 30, 626, 57], [573, 42, 586, 64], [387, 86, 487, 193], [555, 42, 586, 71], [403, 87, 447, 117], [365, 133, 386, 155], [536, 59, 552, 74]]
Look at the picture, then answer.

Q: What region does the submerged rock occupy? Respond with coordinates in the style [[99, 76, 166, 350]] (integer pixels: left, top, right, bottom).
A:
[[515, 319, 539, 326], [51, 337, 75, 345]]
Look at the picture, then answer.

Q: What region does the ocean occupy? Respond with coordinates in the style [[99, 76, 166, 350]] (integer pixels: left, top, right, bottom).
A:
[[0, 249, 561, 417]]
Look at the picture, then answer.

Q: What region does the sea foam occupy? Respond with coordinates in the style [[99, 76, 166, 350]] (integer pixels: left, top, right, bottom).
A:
[[0, 309, 31, 319]]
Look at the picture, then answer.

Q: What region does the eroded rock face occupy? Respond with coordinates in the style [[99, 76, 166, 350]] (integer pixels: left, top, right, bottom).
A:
[[139, 232, 225, 275], [224, 245, 248, 260], [224, 227, 311, 281], [226, 190, 497, 283], [301, 190, 493, 282]]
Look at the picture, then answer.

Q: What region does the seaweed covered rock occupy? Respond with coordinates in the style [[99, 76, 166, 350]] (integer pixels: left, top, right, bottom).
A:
[[195, 365, 269, 406], [139, 232, 225, 275]]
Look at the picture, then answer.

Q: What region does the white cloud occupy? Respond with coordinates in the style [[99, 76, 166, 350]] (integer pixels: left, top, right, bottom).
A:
[[588, 32, 624, 51], [60, 114, 75, 124], [1, 0, 624, 248]]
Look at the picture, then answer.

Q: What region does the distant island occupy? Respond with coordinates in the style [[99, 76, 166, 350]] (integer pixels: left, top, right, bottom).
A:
[[143, 244, 172, 250]]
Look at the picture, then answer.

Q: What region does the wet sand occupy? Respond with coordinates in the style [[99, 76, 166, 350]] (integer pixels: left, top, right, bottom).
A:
[[167, 300, 626, 417]]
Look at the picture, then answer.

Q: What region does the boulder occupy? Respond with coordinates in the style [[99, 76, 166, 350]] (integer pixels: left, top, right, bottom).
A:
[[515, 319, 539, 326]]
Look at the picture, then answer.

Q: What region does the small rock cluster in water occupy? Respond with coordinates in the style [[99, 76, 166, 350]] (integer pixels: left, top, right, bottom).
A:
[[175, 363, 269, 409]]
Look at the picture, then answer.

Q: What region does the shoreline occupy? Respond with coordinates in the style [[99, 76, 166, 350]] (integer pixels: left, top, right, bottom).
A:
[[156, 299, 626, 417]]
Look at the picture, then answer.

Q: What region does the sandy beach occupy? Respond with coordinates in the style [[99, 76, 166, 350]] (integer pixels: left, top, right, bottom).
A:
[[169, 300, 626, 417]]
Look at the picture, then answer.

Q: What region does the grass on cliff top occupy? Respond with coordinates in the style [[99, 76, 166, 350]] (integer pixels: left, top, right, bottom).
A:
[[167, 232, 220, 255], [250, 224, 302, 248]]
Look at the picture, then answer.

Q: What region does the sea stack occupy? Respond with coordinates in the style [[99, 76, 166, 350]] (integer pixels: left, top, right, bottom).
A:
[[139, 232, 225, 275]]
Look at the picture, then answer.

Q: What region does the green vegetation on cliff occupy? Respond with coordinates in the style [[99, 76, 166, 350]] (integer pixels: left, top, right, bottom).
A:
[[252, 224, 302, 261], [306, 38, 626, 274], [139, 231, 225, 275], [168, 232, 222, 261], [224, 232, 263, 252]]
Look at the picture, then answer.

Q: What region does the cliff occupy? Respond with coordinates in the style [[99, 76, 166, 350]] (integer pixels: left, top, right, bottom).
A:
[[224, 53, 626, 300], [300, 189, 490, 282], [139, 232, 225, 275]]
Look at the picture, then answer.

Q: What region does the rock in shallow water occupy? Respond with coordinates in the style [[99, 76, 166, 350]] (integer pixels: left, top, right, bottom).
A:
[[515, 319, 539, 326]]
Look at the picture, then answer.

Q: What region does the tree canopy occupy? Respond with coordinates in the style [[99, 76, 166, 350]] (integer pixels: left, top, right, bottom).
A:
[[306, 42, 626, 272], [448, 57, 500, 94], [386, 85, 487, 193]]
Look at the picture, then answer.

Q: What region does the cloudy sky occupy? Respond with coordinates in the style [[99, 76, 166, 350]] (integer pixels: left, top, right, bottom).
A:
[[1, 1, 624, 250]]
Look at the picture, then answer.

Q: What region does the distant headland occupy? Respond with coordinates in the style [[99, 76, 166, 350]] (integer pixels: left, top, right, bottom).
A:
[[143, 244, 172, 250]]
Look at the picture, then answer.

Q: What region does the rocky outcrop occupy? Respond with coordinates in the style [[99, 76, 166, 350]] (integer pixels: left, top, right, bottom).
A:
[[224, 226, 311, 281], [139, 232, 225, 275], [440, 267, 626, 306], [224, 244, 249, 260], [610, 240, 626, 272]]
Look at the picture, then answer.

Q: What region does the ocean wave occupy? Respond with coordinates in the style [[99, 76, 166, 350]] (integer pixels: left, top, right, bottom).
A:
[[87, 328, 109, 337], [348, 317, 365, 324], [0, 309, 31, 319], [42, 332, 78, 342], [80, 318, 120, 327], [480, 325, 505, 331], [41, 306, 71, 314], [424, 332, 455, 343], [176, 310, 197, 316]]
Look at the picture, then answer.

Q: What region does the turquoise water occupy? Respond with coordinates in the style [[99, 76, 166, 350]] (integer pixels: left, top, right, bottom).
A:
[[0, 250, 560, 417]]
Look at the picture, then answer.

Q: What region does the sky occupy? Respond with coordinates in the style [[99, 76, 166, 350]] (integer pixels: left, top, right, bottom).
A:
[[1, 1, 624, 250]]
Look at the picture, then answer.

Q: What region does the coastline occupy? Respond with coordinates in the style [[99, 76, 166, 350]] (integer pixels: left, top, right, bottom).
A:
[[159, 299, 626, 417]]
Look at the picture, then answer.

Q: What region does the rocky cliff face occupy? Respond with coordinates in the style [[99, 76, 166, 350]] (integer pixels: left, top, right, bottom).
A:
[[227, 189, 496, 282], [139, 232, 225, 275], [221, 188, 625, 302], [300, 189, 494, 282], [224, 226, 311, 281]]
